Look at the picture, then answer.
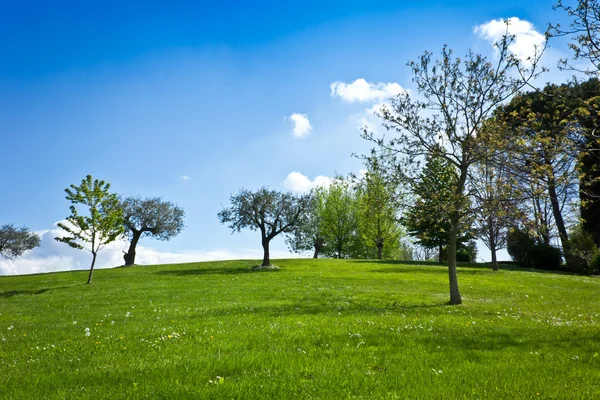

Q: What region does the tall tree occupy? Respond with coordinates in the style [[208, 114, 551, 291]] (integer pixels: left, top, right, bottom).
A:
[[571, 78, 600, 245], [356, 160, 402, 259], [403, 152, 472, 263], [363, 30, 543, 304], [550, 3, 600, 245], [495, 84, 581, 259], [0, 224, 40, 259], [286, 187, 328, 258], [120, 196, 185, 266], [552, 0, 600, 75], [320, 178, 358, 259], [55, 175, 124, 284], [218, 188, 309, 267], [471, 146, 516, 271]]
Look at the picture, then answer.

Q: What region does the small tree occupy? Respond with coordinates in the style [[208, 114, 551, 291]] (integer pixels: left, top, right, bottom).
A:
[[120, 196, 185, 266], [218, 188, 309, 267], [0, 224, 40, 259], [55, 175, 124, 284]]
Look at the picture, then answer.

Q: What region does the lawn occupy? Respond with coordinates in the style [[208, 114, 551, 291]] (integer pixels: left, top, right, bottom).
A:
[[1, 259, 598, 399]]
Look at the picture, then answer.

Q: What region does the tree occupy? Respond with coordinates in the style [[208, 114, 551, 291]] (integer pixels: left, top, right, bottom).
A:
[[0, 224, 40, 259], [355, 160, 403, 259], [286, 187, 328, 258], [55, 175, 124, 284], [571, 78, 600, 246], [218, 188, 309, 267], [363, 29, 543, 304], [320, 178, 359, 259], [552, 0, 600, 75], [403, 151, 472, 264], [495, 84, 581, 260], [120, 196, 185, 266]]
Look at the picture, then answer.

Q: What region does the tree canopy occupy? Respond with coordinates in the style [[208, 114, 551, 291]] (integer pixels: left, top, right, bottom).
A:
[[218, 188, 310, 267], [55, 175, 124, 284], [120, 196, 185, 266], [0, 224, 40, 260]]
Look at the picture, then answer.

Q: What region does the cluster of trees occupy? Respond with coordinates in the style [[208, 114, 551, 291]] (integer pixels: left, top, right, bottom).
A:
[[218, 163, 412, 268], [220, 2, 600, 306], [5, 1, 600, 305]]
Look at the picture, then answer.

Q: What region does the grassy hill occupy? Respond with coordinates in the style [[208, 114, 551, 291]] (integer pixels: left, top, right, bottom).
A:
[[1, 259, 599, 399]]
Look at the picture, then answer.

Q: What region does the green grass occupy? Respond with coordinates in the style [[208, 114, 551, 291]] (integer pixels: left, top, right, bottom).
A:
[[1, 259, 599, 399]]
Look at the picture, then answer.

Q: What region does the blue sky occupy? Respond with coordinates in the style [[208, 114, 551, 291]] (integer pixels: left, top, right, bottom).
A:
[[0, 1, 574, 274]]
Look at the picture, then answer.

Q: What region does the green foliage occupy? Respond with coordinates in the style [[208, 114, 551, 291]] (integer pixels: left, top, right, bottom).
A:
[[530, 243, 563, 271], [121, 197, 185, 241], [507, 227, 536, 267], [355, 161, 402, 259], [456, 241, 478, 263], [120, 196, 185, 265], [0, 224, 40, 259], [55, 175, 124, 284], [403, 152, 472, 259], [285, 187, 328, 258], [1, 259, 599, 398], [319, 178, 359, 259], [218, 187, 309, 266], [568, 225, 599, 274]]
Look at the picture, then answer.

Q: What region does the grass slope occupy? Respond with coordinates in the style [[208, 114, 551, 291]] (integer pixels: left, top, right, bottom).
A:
[[1, 259, 599, 399]]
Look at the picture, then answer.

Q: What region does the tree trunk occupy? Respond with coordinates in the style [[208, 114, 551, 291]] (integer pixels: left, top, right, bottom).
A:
[[489, 229, 498, 271], [313, 238, 323, 259], [377, 243, 383, 260], [87, 252, 97, 285], [547, 174, 571, 264], [490, 243, 498, 271], [447, 220, 462, 305], [438, 244, 444, 264], [124, 230, 142, 266], [261, 238, 270, 267]]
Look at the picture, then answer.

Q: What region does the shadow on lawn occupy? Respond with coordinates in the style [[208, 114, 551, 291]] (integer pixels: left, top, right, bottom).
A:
[[155, 266, 281, 277], [370, 266, 492, 275], [0, 284, 83, 298]]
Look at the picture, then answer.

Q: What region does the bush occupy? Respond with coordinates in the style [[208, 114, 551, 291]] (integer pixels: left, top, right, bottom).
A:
[[567, 225, 598, 274], [507, 228, 535, 267], [530, 243, 562, 271], [456, 241, 478, 262], [591, 251, 600, 274]]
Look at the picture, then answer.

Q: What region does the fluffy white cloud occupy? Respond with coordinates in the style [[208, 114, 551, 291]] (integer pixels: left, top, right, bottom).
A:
[[287, 113, 313, 138], [474, 17, 545, 63], [0, 221, 296, 276], [330, 79, 405, 103], [180, 175, 191, 181], [283, 172, 332, 193]]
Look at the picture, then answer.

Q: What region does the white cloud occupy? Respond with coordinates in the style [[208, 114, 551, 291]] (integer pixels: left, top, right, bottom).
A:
[[474, 17, 545, 63], [180, 175, 191, 181], [283, 172, 333, 193], [0, 221, 297, 276], [330, 79, 405, 103], [287, 113, 313, 138]]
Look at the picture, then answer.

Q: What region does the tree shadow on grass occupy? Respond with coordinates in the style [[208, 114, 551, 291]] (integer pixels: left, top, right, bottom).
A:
[[0, 284, 84, 298], [369, 266, 492, 275], [155, 266, 282, 277]]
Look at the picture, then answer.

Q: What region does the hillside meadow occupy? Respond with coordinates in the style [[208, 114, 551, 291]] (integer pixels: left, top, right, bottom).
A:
[[0, 259, 599, 399]]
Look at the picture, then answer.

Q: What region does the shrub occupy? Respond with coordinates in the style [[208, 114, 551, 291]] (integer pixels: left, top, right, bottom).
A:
[[507, 228, 535, 267], [530, 243, 562, 271], [567, 225, 598, 274], [456, 241, 478, 262]]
